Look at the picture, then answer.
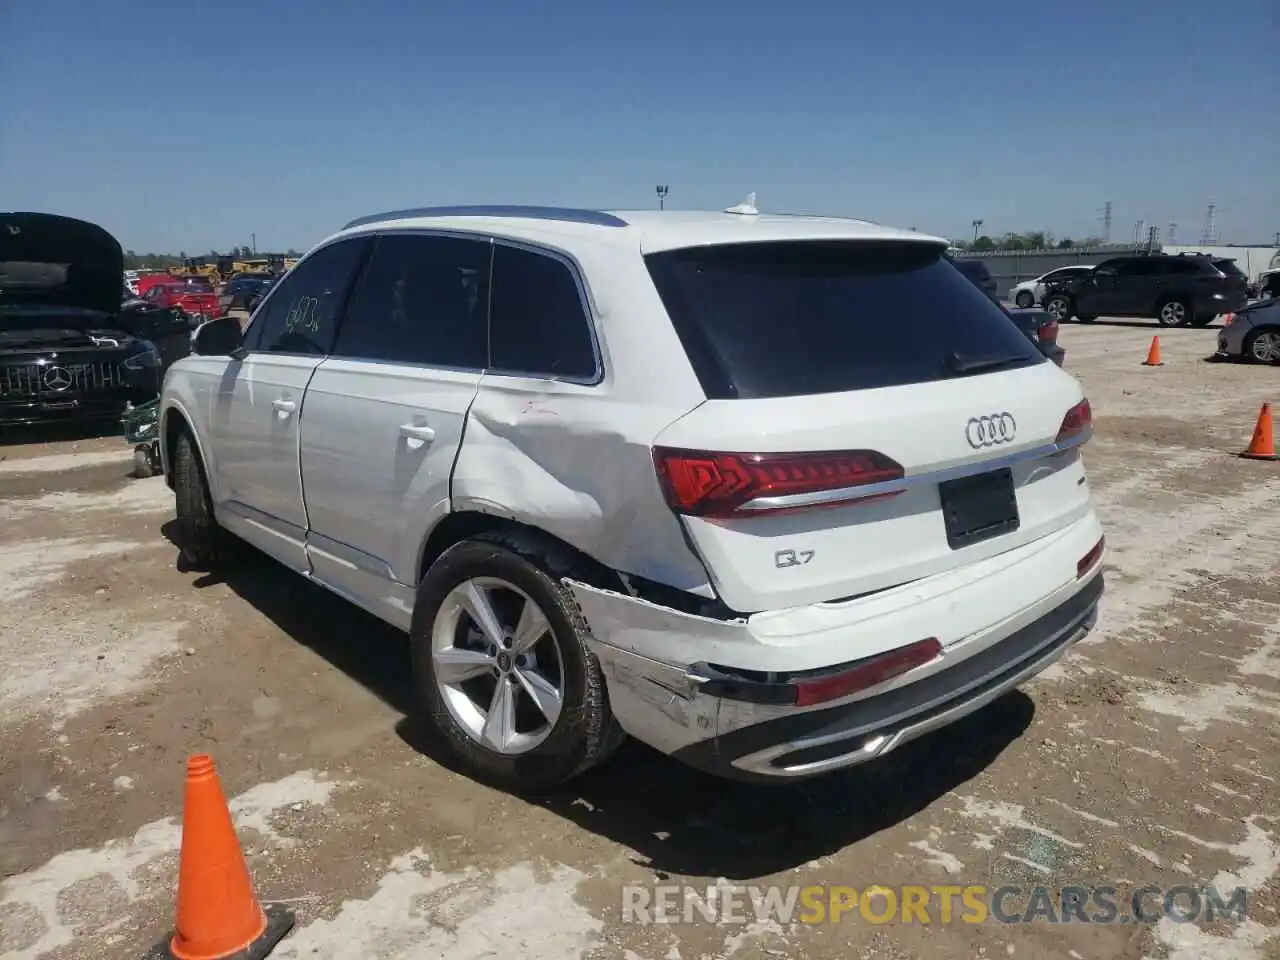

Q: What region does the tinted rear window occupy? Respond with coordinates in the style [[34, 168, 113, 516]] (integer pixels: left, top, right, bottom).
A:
[[1214, 259, 1245, 277], [645, 241, 1043, 399]]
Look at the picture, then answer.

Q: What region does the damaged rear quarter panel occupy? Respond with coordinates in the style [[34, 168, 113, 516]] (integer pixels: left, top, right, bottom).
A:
[[452, 377, 713, 592]]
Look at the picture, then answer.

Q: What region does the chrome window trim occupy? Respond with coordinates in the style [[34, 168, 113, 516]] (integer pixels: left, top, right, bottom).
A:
[[735, 425, 1093, 512]]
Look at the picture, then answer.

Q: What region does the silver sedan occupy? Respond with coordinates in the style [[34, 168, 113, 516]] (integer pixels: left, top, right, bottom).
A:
[[1216, 299, 1280, 364]]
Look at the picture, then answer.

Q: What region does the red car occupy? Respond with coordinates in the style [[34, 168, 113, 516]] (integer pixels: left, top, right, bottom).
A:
[[143, 278, 219, 319]]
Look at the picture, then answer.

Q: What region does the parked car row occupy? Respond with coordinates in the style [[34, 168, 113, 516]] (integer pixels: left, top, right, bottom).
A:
[[1040, 253, 1249, 327]]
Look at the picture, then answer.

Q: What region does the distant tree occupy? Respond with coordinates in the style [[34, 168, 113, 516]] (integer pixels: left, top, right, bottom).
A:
[[286, 248, 299, 258], [972, 235, 996, 252], [1057, 237, 1074, 249]]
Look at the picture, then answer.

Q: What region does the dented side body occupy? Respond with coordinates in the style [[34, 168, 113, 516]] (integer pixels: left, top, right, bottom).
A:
[[449, 236, 715, 595]]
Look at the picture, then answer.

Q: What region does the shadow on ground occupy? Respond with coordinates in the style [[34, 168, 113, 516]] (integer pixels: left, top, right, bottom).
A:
[[400, 692, 1032, 880], [0, 419, 122, 448], [163, 523, 417, 713], [1062, 318, 1225, 330], [162, 523, 1033, 881]]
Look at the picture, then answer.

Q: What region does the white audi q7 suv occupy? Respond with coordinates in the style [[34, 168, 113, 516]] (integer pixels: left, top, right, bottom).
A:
[[159, 200, 1105, 792]]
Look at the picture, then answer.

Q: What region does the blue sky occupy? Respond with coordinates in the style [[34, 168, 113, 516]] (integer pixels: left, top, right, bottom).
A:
[[2, 0, 1276, 254]]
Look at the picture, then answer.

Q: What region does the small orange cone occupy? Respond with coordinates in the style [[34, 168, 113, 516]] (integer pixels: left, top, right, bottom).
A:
[[146, 754, 293, 959], [1143, 336, 1164, 366], [1239, 402, 1279, 461]]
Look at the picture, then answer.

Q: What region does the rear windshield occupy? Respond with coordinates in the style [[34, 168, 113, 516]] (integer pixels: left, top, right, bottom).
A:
[[1214, 259, 1245, 277], [644, 240, 1043, 399]]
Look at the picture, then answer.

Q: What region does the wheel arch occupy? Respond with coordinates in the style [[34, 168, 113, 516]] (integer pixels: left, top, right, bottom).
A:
[[160, 400, 214, 497], [416, 511, 626, 593]]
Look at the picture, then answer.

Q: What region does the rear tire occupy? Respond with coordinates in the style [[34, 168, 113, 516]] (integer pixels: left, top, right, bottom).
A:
[[172, 430, 230, 569], [410, 531, 624, 794], [1157, 298, 1189, 327], [1244, 329, 1280, 364]]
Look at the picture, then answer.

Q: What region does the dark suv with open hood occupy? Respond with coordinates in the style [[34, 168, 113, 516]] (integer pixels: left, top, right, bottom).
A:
[[1, 212, 191, 429]]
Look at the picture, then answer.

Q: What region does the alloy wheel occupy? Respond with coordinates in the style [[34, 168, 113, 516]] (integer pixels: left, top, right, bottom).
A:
[[1250, 331, 1280, 363], [430, 576, 564, 754], [1160, 301, 1186, 325]]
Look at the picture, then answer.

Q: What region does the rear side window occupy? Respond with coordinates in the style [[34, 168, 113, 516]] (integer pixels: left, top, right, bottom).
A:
[[333, 234, 490, 368], [645, 241, 1043, 399], [1214, 259, 1245, 277], [488, 244, 597, 379]]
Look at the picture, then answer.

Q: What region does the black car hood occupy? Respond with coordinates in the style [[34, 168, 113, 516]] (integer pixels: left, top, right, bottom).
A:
[[0, 212, 124, 315], [0, 306, 138, 351]]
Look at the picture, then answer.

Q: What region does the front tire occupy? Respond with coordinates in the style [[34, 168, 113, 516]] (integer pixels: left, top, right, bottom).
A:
[[1045, 294, 1073, 322], [410, 532, 623, 793], [1014, 290, 1034, 308], [172, 430, 230, 568]]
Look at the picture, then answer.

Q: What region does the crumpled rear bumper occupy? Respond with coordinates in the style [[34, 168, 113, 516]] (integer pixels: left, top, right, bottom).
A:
[[565, 512, 1105, 782]]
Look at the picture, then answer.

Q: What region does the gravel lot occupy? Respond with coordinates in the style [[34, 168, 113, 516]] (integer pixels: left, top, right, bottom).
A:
[[1, 321, 1278, 960]]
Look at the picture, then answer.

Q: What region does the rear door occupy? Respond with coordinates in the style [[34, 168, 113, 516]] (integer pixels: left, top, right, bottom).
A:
[[298, 232, 491, 625], [644, 239, 1091, 613]]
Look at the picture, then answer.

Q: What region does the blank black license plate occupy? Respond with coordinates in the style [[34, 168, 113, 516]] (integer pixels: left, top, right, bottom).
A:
[[939, 467, 1019, 550]]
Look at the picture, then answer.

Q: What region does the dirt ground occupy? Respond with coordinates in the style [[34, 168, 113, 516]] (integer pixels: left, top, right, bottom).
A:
[[2, 320, 1278, 960]]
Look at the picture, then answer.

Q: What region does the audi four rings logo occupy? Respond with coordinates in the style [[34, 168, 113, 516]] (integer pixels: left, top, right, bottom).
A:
[[43, 366, 73, 392], [966, 413, 1017, 448]]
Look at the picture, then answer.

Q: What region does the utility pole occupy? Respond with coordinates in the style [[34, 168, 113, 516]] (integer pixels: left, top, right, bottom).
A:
[[655, 185, 669, 210], [251, 233, 256, 255], [971, 219, 983, 245], [1201, 203, 1217, 245], [1168, 222, 1177, 245]]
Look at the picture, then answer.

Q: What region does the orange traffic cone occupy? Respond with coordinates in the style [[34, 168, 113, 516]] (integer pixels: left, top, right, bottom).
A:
[[1142, 336, 1164, 366], [147, 754, 294, 959], [1239, 402, 1279, 461]]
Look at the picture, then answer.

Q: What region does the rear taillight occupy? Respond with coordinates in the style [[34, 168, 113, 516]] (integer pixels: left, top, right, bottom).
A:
[[1039, 318, 1059, 344], [1077, 536, 1105, 578], [1055, 398, 1092, 445], [652, 447, 905, 519], [1223, 312, 1235, 326], [795, 637, 942, 707]]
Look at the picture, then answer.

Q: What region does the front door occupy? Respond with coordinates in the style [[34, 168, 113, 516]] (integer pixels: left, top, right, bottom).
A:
[[208, 236, 371, 571], [299, 233, 491, 627]]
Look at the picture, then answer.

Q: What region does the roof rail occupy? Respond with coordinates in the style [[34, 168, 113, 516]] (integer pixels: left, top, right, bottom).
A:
[[341, 205, 629, 231]]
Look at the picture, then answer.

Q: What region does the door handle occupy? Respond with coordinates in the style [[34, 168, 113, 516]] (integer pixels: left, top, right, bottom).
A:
[[399, 423, 436, 442], [272, 399, 297, 415]]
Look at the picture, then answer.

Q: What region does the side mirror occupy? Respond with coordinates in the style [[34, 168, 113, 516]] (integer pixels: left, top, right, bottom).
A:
[[192, 315, 247, 359]]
